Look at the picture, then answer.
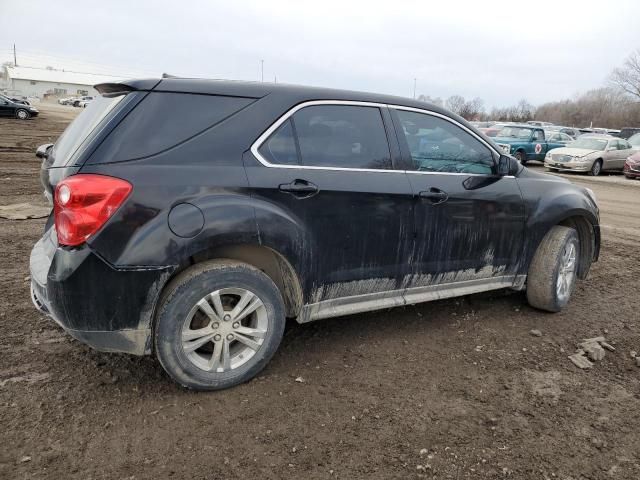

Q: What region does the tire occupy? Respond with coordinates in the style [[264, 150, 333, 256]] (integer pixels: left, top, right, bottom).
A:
[[526, 226, 579, 312], [588, 159, 602, 176], [515, 150, 527, 165], [154, 259, 286, 390], [15, 109, 30, 120]]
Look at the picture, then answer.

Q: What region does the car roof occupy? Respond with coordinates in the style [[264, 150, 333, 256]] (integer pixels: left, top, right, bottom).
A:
[[108, 77, 456, 119], [579, 135, 613, 139], [499, 123, 539, 128]]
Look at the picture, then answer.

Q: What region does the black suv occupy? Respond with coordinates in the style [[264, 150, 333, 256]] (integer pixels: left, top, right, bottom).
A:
[[30, 79, 600, 390]]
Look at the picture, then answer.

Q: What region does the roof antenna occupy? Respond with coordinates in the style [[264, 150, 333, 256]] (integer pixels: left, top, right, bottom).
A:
[[162, 73, 177, 78]]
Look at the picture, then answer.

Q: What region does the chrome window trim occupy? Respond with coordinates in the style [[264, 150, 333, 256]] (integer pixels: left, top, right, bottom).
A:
[[250, 100, 404, 174], [250, 100, 508, 176]]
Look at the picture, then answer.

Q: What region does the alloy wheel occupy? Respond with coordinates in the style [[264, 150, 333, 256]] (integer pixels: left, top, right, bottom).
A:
[[181, 288, 268, 372], [556, 242, 577, 302]]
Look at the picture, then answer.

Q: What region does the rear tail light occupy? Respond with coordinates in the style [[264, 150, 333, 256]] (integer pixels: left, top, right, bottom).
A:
[[54, 174, 132, 246]]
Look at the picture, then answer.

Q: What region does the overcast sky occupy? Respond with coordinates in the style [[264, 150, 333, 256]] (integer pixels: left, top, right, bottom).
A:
[[2, 0, 639, 108]]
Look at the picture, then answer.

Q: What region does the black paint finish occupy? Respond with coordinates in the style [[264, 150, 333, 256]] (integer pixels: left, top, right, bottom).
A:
[[29, 78, 600, 355]]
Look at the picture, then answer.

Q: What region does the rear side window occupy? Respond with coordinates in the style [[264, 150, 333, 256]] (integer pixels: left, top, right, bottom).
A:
[[95, 93, 254, 162], [293, 105, 391, 169], [258, 119, 299, 165], [50, 94, 126, 166]]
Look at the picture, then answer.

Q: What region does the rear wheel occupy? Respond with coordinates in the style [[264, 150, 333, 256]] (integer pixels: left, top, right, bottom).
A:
[[154, 260, 286, 390], [589, 159, 602, 176], [526, 226, 579, 312], [15, 109, 29, 120], [515, 150, 527, 165]]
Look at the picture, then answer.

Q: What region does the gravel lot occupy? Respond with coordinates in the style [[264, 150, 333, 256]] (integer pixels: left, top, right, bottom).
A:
[[1, 104, 639, 479]]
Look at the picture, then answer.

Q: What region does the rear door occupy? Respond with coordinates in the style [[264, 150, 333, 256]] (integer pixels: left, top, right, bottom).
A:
[[0, 97, 12, 117], [245, 101, 415, 303], [390, 107, 525, 291]]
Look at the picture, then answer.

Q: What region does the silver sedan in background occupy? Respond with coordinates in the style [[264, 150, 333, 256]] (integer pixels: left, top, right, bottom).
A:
[[544, 135, 634, 175]]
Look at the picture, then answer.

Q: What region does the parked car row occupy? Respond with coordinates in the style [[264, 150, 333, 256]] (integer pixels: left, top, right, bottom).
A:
[[471, 121, 640, 179], [473, 120, 638, 141]]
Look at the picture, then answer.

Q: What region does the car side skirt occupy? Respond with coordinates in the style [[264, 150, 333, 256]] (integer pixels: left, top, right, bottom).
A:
[[297, 275, 526, 323]]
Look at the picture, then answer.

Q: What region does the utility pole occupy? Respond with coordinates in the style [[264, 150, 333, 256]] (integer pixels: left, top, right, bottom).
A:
[[261, 59, 264, 82], [413, 78, 416, 99], [13, 44, 17, 66]]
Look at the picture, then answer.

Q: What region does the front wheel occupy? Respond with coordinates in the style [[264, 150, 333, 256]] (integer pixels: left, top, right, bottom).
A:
[[154, 260, 286, 390], [589, 159, 602, 176], [15, 109, 30, 120], [526, 226, 579, 312], [515, 150, 527, 165]]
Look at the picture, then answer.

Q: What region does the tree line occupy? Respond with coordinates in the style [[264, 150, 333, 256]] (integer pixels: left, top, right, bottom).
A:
[[418, 49, 640, 128]]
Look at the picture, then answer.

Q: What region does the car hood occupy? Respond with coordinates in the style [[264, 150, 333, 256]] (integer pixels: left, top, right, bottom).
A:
[[547, 147, 600, 158]]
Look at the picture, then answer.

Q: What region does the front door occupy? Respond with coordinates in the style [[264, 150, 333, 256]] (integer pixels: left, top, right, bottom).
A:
[[390, 107, 525, 293], [245, 102, 415, 304]]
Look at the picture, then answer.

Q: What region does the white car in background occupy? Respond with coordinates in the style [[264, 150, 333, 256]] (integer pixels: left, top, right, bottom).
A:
[[544, 135, 634, 175], [78, 99, 93, 108]]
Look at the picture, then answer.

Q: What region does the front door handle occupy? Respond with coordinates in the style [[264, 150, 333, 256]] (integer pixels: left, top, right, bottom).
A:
[[419, 187, 449, 205], [278, 179, 319, 198]]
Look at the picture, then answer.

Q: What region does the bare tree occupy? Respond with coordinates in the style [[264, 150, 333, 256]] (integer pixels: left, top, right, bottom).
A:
[[610, 49, 640, 101], [445, 95, 466, 115], [459, 97, 484, 120], [535, 87, 640, 128], [443, 95, 485, 120]]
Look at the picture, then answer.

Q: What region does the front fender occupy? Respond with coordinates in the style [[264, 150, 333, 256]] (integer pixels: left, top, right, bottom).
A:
[[516, 174, 599, 276]]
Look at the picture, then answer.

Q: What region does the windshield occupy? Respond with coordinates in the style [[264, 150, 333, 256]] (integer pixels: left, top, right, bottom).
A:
[[50, 94, 126, 166], [628, 133, 640, 146], [497, 126, 533, 139], [569, 137, 608, 151]]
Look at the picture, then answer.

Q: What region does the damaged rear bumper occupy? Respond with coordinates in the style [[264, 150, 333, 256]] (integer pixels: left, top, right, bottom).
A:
[[29, 228, 173, 355]]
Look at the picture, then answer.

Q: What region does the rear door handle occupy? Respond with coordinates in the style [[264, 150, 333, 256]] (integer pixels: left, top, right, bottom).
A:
[[418, 188, 449, 205], [278, 179, 319, 198]]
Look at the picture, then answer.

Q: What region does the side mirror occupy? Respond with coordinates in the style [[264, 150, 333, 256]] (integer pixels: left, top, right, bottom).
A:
[[606, 146, 616, 152], [497, 155, 511, 176], [36, 143, 53, 159]]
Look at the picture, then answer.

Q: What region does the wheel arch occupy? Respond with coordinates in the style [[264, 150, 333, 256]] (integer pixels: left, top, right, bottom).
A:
[[556, 214, 599, 278], [188, 244, 304, 318]]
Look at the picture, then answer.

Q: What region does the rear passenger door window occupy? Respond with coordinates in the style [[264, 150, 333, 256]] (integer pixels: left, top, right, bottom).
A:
[[291, 105, 392, 169], [393, 109, 495, 174]]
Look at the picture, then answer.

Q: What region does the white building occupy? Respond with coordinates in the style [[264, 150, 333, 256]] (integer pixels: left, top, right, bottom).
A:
[[1, 65, 125, 99]]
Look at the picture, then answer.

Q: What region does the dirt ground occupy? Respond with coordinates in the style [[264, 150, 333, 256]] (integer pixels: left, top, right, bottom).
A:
[[1, 104, 639, 480]]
